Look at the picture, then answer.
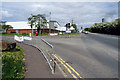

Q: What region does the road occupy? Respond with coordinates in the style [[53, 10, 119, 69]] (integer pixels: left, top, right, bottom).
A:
[[43, 33, 118, 78]]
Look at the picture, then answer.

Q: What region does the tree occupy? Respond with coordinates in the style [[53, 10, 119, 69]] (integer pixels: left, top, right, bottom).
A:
[[90, 18, 120, 35], [71, 24, 78, 33], [28, 16, 36, 36], [1, 25, 13, 33], [84, 28, 89, 31], [71, 24, 77, 30], [28, 14, 47, 35]]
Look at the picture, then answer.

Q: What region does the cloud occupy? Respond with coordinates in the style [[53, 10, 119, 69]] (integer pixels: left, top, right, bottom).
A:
[[1, 10, 13, 18], [1, 2, 118, 28], [1, 0, 120, 2]]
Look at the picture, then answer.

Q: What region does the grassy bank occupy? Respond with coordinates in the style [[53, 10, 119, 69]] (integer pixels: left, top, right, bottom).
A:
[[2, 45, 25, 79], [1, 33, 48, 36], [1, 32, 79, 37], [58, 33, 79, 36], [1, 33, 29, 36]]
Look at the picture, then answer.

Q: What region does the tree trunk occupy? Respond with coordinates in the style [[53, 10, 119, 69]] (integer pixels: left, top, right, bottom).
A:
[[37, 26, 40, 34]]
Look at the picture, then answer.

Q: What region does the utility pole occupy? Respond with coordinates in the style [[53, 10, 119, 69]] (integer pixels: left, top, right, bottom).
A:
[[72, 19, 73, 25], [50, 12, 51, 21]]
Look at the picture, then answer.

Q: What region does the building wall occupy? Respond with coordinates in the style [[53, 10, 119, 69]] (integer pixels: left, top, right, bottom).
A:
[[41, 29, 58, 33], [6, 30, 16, 33], [6, 29, 57, 33], [18, 29, 34, 33], [6, 29, 34, 33], [49, 22, 54, 29]]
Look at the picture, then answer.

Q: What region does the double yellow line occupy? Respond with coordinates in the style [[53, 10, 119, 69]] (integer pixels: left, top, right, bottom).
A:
[[53, 54, 83, 80]]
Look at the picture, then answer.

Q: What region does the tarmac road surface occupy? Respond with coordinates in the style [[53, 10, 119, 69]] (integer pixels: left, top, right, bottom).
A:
[[43, 33, 118, 78]]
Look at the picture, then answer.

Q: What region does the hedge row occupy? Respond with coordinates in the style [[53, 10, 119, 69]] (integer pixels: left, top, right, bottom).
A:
[[84, 18, 120, 35], [2, 46, 25, 79]]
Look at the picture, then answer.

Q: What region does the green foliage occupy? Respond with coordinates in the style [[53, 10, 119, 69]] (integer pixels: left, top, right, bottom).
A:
[[58, 33, 79, 36], [71, 24, 78, 33], [84, 28, 92, 32], [28, 14, 47, 34], [86, 18, 120, 35], [71, 30, 76, 33], [1, 25, 13, 30], [1, 33, 17, 36], [84, 28, 89, 31], [2, 46, 25, 79], [21, 33, 29, 36], [71, 24, 77, 30]]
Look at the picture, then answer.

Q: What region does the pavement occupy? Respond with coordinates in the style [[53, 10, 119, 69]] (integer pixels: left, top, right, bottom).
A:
[[17, 43, 64, 78], [42, 33, 118, 78]]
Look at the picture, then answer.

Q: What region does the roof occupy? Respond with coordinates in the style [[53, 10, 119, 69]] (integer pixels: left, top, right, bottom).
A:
[[6, 21, 37, 29], [6, 21, 62, 30]]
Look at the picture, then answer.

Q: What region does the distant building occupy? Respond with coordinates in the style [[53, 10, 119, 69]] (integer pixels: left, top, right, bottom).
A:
[[6, 20, 75, 34], [6, 21, 61, 33], [48, 21, 61, 29]]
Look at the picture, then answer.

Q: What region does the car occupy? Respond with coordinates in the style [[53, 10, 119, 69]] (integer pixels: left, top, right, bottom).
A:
[[84, 31, 88, 34]]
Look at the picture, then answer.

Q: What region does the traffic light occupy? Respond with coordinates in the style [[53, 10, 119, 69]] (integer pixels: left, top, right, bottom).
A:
[[66, 23, 70, 28], [81, 27, 83, 29], [68, 23, 70, 28]]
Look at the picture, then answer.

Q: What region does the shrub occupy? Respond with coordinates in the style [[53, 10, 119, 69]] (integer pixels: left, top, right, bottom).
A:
[[90, 18, 120, 35], [2, 45, 25, 79]]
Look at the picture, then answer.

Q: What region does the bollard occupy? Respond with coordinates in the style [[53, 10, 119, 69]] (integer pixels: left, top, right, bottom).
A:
[[53, 61, 56, 73], [29, 33, 31, 37]]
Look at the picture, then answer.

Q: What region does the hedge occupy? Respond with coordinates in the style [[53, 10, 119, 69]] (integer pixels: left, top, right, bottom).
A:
[[84, 18, 120, 35]]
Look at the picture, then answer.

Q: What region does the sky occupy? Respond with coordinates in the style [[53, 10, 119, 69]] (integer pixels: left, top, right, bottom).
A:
[[0, 2, 119, 29]]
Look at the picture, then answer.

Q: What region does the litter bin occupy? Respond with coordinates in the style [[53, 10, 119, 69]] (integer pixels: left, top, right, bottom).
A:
[[29, 33, 31, 37]]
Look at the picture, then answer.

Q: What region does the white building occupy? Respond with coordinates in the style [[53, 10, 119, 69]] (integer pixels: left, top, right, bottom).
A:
[[6, 21, 37, 30], [6, 21, 75, 34], [6, 21, 61, 33]]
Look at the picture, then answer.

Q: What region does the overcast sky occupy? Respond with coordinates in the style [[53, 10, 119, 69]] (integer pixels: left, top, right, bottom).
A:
[[1, 2, 119, 29]]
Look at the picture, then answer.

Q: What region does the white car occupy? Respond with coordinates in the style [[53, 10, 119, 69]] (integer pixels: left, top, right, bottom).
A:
[[84, 31, 88, 34]]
